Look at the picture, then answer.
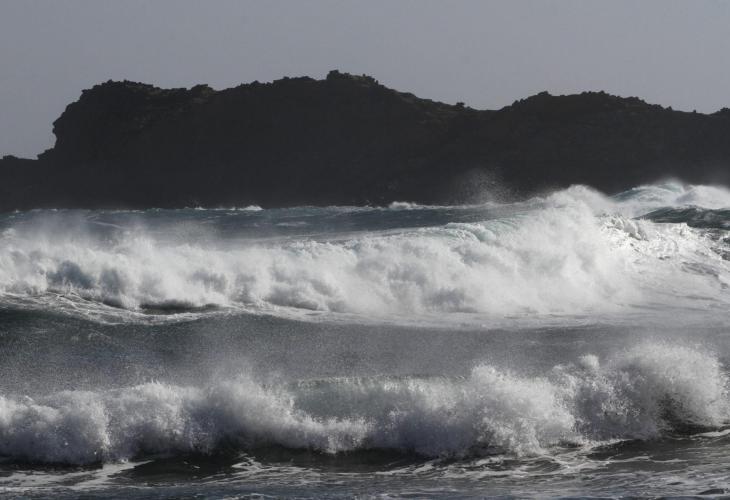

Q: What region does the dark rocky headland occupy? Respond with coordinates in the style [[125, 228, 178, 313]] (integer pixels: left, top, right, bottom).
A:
[[2, 70, 730, 210]]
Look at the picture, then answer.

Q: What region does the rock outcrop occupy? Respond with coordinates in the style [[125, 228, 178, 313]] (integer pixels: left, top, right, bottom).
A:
[[2, 71, 730, 210]]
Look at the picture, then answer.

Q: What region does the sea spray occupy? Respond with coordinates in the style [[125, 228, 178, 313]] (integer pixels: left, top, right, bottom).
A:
[[0, 343, 725, 464], [0, 183, 727, 323]]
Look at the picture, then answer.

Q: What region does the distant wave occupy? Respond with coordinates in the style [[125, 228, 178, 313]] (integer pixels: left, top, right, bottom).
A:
[[0, 183, 728, 323], [193, 205, 263, 212], [385, 201, 484, 210], [610, 182, 730, 213], [641, 207, 730, 229], [0, 342, 725, 464]]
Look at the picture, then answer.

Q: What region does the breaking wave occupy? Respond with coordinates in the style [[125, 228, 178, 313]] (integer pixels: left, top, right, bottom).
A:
[[0, 343, 725, 465], [0, 183, 728, 322]]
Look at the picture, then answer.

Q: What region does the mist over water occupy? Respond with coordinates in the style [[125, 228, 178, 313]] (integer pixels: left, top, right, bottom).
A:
[[1, 181, 730, 498]]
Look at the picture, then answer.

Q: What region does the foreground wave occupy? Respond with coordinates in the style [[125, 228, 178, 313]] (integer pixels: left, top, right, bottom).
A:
[[0, 342, 726, 465]]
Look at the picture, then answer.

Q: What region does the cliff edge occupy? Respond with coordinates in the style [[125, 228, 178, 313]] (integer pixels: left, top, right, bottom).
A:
[[2, 71, 730, 209]]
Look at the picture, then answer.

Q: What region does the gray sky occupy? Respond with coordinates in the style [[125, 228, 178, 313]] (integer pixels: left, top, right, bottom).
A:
[[2, 0, 730, 157]]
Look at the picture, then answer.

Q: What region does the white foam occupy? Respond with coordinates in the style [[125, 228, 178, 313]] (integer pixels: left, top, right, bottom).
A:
[[555, 342, 730, 440], [0, 184, 730, 321], [0, 183, 727, 322], [0, 343, 724, 464]]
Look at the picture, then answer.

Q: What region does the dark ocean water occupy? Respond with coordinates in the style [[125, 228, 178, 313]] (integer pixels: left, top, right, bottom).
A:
[[1, 182, 730, 498]]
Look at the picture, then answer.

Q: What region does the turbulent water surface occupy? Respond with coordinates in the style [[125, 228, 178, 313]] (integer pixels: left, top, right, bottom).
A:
[[1, 182, 730, 498]]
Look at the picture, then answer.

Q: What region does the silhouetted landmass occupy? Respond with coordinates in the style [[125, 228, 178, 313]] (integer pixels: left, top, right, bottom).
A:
[[2, 70, 730, 210]]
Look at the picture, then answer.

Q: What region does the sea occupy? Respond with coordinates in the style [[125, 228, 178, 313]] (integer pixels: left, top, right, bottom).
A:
[[0, 181, 729, 498]]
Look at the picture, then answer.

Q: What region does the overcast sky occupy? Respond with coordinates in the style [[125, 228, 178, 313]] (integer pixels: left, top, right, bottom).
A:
[[2, 0, 730, 157]]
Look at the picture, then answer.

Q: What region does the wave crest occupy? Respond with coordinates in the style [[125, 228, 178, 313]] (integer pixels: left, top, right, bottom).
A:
[[0, 183, 728, 322], [0, 343, 726, 464]]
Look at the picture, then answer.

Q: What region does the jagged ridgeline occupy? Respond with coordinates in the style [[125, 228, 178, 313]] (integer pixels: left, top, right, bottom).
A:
[[2, 70, 730, 210]]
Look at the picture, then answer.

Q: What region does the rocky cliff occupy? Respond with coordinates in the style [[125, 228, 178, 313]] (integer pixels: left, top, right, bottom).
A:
[[2, 70, 730, 210]]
